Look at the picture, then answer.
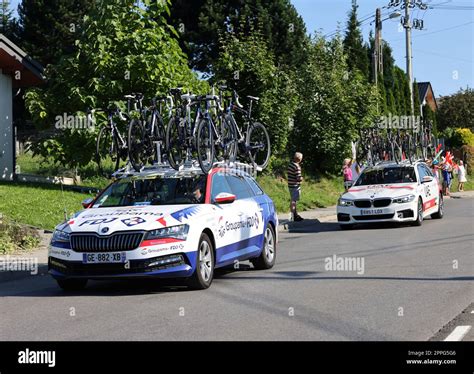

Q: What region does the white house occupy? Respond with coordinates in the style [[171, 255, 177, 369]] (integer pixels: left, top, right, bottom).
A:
[[0, 34, 44, 180]]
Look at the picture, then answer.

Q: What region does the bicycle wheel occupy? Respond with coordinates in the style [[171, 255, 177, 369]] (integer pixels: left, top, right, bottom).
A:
[[246, 122, 271, 170], [196, 119, 215, 173], [216, 115, 237, 163], [426, 134, 437, 159], [166, 117, 186, 170], [405, 135, 415, 164], [96, 126, 120, 177], [128, 119, 147, 172]]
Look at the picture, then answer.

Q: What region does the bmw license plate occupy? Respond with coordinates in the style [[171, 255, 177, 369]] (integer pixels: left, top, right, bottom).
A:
[[83, 252, 126, 264], [360, 209, 384, 215]]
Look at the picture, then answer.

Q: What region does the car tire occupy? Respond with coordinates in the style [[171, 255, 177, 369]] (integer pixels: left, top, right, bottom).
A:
[[412, 198, 423, 226], [56, 278, 88, 291], [251, 225, 276, 270], [188, 233, 214, 290], [431, 194, 444, 219], [340, 224, 354, 230]]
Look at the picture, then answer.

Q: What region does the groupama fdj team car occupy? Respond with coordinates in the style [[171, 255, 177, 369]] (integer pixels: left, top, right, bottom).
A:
[[337, 160, 443, 229], [49, 166, 278, 290]]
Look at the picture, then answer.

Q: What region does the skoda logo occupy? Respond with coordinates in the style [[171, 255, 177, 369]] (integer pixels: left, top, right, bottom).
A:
[[101, 227, 109, 234]]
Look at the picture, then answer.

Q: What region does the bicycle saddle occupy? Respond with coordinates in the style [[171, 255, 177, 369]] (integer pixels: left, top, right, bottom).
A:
[[247, 95, 260, 101]]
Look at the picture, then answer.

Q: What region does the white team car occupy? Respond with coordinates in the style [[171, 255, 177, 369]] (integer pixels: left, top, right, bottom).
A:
[[49, 165, 278, 290], [337, 160, 444, 229]]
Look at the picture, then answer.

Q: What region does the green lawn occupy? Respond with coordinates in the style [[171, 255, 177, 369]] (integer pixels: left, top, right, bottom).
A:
[[16, 152, 111, 189], [258, 174, 344, 213], [0, 182, 94, 231]]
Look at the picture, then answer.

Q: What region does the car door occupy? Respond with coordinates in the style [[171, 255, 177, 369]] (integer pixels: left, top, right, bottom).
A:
[[224, 173, 263, 262], [417, 164, 435, 215], [422, 164, 439, 214]]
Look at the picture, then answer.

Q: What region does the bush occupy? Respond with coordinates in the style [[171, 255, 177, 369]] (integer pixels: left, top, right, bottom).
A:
[[0, 215, 41, 254]]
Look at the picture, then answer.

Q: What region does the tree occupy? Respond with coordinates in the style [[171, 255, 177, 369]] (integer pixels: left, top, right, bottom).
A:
[[437, 87, 474, 132], [168, 0, 308, 74], [17, 0, 94, 66], [214, 28, 298, 160], [343, 0, 370, 79], [0, 0, 15, 38], [25, 0, 206, 170], [293, 35, 377, 173]]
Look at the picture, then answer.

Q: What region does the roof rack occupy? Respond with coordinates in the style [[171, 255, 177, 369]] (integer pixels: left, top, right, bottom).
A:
[[111, 159, 260, 179]]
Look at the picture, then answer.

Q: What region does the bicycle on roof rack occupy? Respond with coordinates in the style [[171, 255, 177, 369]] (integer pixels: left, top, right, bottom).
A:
[[127, 92, 172, 172], [92, 106, 130, 178], [222, 87, 271, 171]]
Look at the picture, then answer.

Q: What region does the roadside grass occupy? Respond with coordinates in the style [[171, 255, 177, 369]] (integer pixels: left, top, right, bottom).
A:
[[450, 177, 474, 192], [0, 182, 94, 231], [257, 174, 344, 213], [16, 152, 111, 189], [0, 215, 41, 254]]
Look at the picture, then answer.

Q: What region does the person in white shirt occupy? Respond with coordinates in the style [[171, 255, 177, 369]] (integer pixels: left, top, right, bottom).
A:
[[457, 160, 467, 192]]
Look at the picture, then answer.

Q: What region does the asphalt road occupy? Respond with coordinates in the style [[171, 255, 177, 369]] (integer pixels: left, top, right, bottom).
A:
[[0, 197, 472, 341]]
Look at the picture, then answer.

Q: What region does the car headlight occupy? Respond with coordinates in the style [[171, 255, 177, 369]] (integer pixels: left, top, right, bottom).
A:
[[338, 198, 354, 207], [392, 194, 416, 204], [145, 224, 189, 241], [51, 230, 70, 243]]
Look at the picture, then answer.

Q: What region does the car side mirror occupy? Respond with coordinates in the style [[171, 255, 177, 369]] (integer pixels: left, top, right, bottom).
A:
[[422, 176, 433, 184], [213, 192, 236, 204], [344, 181, 353, 189], [82, 198, 94, 209]]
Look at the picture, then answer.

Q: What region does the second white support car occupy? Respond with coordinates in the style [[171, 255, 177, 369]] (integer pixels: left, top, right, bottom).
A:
[[337, 160, 444, 229]]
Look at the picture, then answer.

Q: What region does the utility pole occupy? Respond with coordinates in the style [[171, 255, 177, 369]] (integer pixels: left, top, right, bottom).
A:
[[404, 0, 414, 114], [373, 8, 383, 85]]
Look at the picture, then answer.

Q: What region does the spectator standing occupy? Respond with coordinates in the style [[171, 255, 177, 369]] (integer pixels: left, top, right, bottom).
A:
[[457, 160, 467, 192], [343, 158, 354, 192], [287, 152, 304, 221]]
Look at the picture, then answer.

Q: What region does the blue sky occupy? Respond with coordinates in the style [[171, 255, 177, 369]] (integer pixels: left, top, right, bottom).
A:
[[291, 0, 473, 97], [9, 0, 473, 96]]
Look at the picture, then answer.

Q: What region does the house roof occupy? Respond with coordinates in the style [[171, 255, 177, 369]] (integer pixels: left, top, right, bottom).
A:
[[0, 33, 45, 88], [417, 81, 438, 110]]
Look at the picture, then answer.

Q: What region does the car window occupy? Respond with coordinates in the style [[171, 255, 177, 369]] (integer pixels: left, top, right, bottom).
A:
[[93, 176, 207, 207], [245, 176, 264, 196], [354, 167, 417, 185], [211, 173, 232, 201], [423, 165, 434, 177], [417, 164, 427, 181], [225, 174, 253, 200]]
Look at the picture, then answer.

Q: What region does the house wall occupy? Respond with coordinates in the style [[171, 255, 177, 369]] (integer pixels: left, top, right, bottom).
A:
[[0, 69, 14, 181]]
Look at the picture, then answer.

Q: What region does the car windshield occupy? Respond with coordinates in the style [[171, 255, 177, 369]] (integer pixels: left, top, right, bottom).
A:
[[354, 167, 417, 185], [93, 175, 207, 208]]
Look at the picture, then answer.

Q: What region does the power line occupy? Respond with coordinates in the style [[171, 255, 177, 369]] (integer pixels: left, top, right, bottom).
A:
[[391, 20, 473, 41]]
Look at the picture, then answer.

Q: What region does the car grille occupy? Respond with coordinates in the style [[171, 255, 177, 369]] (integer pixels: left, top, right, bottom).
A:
[[354, 200, 371, 208], [70, 232, 144, 252], [353, 213, 394, 221], [354, 199, 392, 208], [373, 199, 392, 208]]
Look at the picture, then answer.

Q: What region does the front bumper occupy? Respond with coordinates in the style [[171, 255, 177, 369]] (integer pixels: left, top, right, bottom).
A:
[[49, 251, 197, 279], [337, 201, 417, 225]]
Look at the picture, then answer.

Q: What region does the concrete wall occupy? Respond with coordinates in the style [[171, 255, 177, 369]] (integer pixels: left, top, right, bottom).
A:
[[0, 69, 14, 180]]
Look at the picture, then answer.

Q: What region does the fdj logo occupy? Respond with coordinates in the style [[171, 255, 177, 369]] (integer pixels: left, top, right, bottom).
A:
[[246, 213, 260, 230], [79, 218, 117, 226]]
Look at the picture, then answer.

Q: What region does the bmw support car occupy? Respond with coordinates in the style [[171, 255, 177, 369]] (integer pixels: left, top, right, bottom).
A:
[[48, 164, 278, 290], [337, 160, 443, 229]]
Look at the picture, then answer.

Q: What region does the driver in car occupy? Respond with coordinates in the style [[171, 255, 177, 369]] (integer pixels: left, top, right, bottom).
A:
[[191, 178, 206, 203]]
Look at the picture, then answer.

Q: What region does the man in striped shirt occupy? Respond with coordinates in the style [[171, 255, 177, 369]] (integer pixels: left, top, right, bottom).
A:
[[287, 152, 304, 221]]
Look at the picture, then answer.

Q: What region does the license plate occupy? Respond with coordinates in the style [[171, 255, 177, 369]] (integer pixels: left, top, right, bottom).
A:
[[82, 252, 126, 264], [360, 209, 384, 215]]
